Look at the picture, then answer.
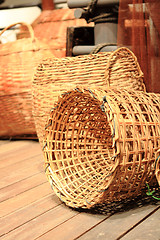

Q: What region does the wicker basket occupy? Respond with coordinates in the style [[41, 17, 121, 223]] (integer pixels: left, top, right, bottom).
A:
[[43, 87, 160, 208], [0, 22, 54, 138], [33, 47, 146, 145]]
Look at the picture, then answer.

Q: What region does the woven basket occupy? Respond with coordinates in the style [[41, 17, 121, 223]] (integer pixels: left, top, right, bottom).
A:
[[33, 47, 146, 145], [0, 22, 54, 138], [43, 87, 160, 208]]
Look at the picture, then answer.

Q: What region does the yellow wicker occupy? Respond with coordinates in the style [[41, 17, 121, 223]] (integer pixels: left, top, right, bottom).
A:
[[0, 22, 53, 137], [43, 87, 160, 208], [155, 150, 160, 186], [105, 47, 145, 90], [33, 47, 146, 145]]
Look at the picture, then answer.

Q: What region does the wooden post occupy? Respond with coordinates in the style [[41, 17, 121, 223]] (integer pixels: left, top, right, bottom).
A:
[[42, 0, 55, 10]]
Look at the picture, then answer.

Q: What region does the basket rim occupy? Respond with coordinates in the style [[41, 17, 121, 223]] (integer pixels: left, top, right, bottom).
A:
[[42, 87, 122, 207], [0, 22, 35, 40]]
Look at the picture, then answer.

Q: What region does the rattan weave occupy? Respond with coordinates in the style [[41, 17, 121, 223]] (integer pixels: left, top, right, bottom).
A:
[[33, 47, 145, 145], [105, 47, 145, 89], [43, 87, 160, 208], [0, 22, 53, 137], [155, 150, 160, 186]]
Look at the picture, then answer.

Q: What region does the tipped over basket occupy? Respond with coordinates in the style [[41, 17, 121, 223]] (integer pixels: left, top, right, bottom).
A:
[[43, 88, 160, 208], [33, 47, 146, 145]]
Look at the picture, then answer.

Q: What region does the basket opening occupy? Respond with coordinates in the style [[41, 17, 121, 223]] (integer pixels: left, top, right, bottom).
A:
[[43, 89, 117, 207]]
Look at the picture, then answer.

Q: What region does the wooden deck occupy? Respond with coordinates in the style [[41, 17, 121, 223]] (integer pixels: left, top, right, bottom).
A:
[[0, 140, 160, 240]]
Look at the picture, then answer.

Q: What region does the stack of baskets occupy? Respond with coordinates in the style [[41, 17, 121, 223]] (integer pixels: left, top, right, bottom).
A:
[[0, 22, 54, 138], [32, 47, 160, 209]]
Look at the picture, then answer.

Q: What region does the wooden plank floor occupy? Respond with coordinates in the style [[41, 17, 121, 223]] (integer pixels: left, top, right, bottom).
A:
[[0, 140, 159, 240]]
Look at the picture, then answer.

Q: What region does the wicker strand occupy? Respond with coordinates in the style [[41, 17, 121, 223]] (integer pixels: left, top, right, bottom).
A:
[[90, 43, 117, 54], [155, 151, 160, 185]]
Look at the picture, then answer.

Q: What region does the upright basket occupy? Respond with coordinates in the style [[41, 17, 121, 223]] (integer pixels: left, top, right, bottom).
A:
[[0, 22, 53, 138], [43, 88, 160, 208], [33, 47, 146, 145]]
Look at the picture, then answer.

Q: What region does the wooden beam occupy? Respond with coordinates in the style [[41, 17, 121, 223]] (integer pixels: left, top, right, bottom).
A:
[[42, 0, 55, 10]]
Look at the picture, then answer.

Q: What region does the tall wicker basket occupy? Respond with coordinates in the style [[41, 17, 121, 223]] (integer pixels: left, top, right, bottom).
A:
[[43, 87, 160, 208], [33, 47, 146, 145], [0, 22, 54, 138]]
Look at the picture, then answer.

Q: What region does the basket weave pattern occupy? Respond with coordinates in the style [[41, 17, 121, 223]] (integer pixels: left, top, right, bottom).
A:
[[33, 47, 145, 145], [105, 47, 145, 90], [0, 22, 53, 137], [0, 91, 34, 136], [43, 88, 160, 208]]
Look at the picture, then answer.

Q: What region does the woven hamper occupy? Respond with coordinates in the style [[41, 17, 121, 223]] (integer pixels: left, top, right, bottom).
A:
[[0, 22, 54, 138], [43, 87, 160, 209], [33, 47, 146, 145]]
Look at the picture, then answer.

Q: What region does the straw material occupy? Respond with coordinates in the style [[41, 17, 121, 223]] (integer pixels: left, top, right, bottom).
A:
[[43, 87, 160, 208], [155, 150, 160, 186], [0, 22, 53, 137], [33, 47, 146, 145], [105, 47, 145, 90], [0, 91, 34, 137]]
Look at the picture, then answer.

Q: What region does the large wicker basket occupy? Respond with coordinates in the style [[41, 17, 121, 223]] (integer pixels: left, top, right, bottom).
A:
[[43, 87, 160, 208], [0, 22, 54, 138], [33, 47, 146, 145]]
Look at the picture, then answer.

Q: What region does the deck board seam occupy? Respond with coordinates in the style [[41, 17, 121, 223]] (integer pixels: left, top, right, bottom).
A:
[[0, 153, 43, 170], [74, 213, 113, 240], [0, 183, 53, 218], [0, 202, 63, 238], [0, 167, 44, 190], [116, 205, 160, 240], [34, 212, 81, 240], [0, 172, 47, 203]]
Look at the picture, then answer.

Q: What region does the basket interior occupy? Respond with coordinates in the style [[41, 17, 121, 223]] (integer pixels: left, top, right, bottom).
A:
[[43, 89, 117, 207]]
